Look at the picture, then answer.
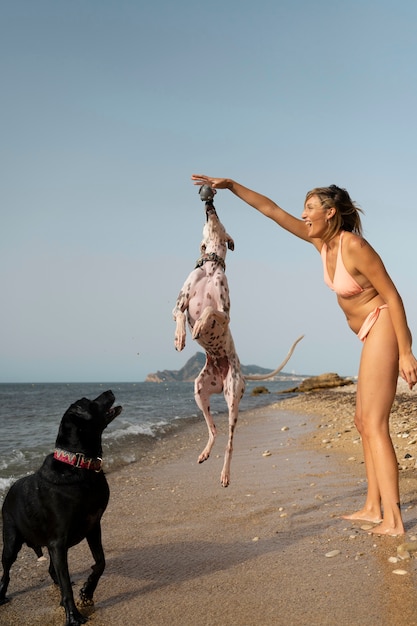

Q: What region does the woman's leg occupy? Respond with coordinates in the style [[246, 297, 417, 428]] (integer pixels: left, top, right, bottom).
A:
[[342, 385, 383, 522], [343, 309, 404, 535]]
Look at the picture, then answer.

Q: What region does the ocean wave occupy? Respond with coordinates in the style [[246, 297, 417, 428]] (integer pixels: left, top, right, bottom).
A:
[[0, 476, 20, 505], [105, 419, 172, 440], [0, 448, 26, 471]]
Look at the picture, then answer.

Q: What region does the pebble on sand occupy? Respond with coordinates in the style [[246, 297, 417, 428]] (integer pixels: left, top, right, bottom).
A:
[[325, 550, 341, 558]]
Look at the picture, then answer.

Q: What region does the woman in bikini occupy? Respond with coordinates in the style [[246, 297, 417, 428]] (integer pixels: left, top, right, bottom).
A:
[[191, 174, 417, 536]]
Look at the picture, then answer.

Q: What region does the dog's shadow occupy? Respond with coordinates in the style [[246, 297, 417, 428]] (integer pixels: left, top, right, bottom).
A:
[[95, 536, 285, 608]]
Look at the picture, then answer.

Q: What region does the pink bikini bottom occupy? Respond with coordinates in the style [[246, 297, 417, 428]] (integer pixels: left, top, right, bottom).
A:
[[357, 304, 388, 342]]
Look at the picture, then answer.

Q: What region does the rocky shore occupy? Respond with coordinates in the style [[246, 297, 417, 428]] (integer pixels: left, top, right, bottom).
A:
[[278, 378, 417, 474]]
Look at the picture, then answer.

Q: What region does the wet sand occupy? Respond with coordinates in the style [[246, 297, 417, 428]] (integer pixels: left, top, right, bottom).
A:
[[2, 380, 417, 625]]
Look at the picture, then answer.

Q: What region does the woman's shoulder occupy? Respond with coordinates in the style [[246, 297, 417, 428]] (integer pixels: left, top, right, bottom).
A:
[[342, 230, 377, 260], [342, 230, 368, 249]]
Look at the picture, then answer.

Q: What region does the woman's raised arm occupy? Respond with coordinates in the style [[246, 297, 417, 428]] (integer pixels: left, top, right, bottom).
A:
[[191, 174, 310, 242]]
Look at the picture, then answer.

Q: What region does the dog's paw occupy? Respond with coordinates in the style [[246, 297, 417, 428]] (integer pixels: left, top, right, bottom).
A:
[[198, 450, 210, 464], [191, 319, 204, 340], [78, 591, 94, 608], [66, 608, 89, 625], [220, 475, 230, 488], [174, 338, 186, 351]]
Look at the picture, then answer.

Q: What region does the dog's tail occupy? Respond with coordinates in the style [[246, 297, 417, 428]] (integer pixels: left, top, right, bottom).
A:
[[244, 335, 304, 381]]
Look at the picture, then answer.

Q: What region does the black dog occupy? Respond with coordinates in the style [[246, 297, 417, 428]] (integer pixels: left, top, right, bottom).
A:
[[0, 390, 122, 626]]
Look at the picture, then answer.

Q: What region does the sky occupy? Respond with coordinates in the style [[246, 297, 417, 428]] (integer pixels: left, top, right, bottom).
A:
[[1, 0, 417, 383]]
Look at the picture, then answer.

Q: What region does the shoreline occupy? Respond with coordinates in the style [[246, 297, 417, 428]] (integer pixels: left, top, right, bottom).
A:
[[2, 380, 417, 625]]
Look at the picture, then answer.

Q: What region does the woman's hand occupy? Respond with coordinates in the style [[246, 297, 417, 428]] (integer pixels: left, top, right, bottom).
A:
[[191, 174, 231, 190], [399, 353, 417, 390]]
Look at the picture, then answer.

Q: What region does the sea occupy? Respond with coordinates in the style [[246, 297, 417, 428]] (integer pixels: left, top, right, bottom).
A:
[[0, 376, 305, 503]]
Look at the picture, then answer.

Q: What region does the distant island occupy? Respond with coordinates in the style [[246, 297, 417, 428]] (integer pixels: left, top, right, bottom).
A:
[[145, 352, 286, 383]]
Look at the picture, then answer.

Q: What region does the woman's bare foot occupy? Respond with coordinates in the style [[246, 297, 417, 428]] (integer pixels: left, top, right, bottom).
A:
[[368, 522, 405, 537], [340, 508, 382, 524]]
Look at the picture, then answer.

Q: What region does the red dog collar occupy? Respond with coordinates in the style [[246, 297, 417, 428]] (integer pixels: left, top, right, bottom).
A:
[[53, 447, 103, 472]]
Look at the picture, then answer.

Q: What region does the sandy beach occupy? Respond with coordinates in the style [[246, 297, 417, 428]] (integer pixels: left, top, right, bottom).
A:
[[2, 380, 417, 626]]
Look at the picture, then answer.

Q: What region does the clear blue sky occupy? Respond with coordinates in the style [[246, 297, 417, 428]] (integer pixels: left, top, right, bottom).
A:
[[2, 0, 417, 382]]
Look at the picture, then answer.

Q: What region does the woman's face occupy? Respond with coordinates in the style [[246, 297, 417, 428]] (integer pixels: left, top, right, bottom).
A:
[[302, 194, 333, 239]]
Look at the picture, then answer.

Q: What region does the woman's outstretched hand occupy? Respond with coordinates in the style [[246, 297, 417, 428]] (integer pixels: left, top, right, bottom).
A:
[[191, 174, 231, 190]]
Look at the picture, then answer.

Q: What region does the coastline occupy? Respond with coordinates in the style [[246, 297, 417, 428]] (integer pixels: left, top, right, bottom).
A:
[[2, 380, 417, 625]]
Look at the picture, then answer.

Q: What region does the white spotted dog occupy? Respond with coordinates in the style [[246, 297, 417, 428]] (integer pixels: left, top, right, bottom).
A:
[[173, 186, 303, 487]]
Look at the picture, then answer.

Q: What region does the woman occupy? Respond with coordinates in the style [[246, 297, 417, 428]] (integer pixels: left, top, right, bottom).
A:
[[191, 174, 417, 536]]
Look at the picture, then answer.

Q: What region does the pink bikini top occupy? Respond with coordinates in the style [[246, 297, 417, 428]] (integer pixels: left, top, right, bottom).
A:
[[321, 231, 364, 298]]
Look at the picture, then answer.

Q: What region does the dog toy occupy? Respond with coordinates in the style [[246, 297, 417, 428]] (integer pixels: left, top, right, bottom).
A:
[[198, 184, 216, 203]]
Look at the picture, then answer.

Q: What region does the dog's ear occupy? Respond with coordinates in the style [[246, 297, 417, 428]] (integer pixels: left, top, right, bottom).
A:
[[62, 399, 96, 428], [70, 399, 92, 417], [227, 237, 234, 251], [56, 399, 93, 448]]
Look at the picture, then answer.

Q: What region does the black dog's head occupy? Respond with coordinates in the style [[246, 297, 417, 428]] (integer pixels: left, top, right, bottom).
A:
[[55, 390, 122, 458]]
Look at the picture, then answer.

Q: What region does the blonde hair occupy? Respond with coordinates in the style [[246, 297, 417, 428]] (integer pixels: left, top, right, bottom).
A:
[[305, 184, 364, 240]]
